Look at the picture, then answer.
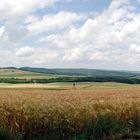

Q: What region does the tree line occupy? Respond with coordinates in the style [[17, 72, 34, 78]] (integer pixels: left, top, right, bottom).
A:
[[0, 76, 139, 84]]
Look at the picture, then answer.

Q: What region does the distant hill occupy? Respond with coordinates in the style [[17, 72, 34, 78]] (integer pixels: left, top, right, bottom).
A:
[[0, 67, 139, 84], [0, 68, 63, 79], [19, 67, 140, 78]]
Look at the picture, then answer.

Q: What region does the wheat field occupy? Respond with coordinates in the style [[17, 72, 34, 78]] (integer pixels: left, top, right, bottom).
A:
[[0, 83, 140, 140]]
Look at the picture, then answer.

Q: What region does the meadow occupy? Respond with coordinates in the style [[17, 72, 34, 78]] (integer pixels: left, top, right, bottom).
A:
[[0, 68, 64, 79], [0, 82, 139, 140]]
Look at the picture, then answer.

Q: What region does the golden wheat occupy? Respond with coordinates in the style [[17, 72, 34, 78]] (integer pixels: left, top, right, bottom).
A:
[[0, 86, 139, 139]]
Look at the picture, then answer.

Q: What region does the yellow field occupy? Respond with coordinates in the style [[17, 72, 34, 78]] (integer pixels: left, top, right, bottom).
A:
[[0, 82, 140, 140]]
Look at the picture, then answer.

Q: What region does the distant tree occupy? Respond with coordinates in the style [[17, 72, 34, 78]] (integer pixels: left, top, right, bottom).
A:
[[73, 82, 76, 89]]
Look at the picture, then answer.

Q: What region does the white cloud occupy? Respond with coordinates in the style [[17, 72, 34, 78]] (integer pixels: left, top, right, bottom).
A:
[[15, 46, 34, 57], [0, 0, 56, 48], [0, 0, 53, 19], [28, 11, 86, 33], [0, 26, 5, 37], [39, 0, 140, 70], [129, 44, 140, 53], [0, 0, 140, 70]]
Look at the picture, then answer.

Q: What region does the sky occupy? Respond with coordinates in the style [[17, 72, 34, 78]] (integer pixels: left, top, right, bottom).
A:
[[0, 0, 140, 71]]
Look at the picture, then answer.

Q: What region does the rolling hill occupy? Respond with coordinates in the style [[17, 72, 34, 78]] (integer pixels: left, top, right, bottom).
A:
[[0, 67, 139, 84], [19, 67, 140, 78], [0, 68, 63, 79]]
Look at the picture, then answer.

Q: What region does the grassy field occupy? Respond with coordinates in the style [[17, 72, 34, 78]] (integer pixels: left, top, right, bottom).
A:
[[0, 69, 63, 79], [0, 82, 140, 140]]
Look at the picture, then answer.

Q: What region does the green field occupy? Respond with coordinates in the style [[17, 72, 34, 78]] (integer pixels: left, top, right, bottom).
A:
[[0, 68, 63, 79], [0, 82, 139, 89], [0, 68, 140, 84]]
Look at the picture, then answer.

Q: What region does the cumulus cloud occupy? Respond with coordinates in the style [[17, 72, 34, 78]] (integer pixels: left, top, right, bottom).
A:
[[27, 11, 86, 33], [129, 44, 140, 53], [0, 0, 56, 48], [0, 26, 5, 37], [39, 0, 140, 70], [15, 46, 34, 57], [0, 0, 140, 70], [0, 0, 53, 19]]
